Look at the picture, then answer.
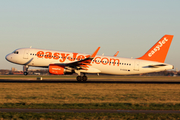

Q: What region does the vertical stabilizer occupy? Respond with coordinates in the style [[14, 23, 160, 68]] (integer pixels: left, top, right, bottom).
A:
[[137, 35, 174, 63]]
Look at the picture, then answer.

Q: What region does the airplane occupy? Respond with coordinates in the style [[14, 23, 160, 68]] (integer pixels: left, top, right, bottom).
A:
[[5, 35, 174, 81]]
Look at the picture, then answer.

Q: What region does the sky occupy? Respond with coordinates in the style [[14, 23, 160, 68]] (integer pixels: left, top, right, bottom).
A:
[[0, 0, 180, 70]]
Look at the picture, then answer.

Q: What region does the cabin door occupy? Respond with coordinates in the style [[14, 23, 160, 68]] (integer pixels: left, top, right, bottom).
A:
[[23, 50, 29, 59], [134, 61, 140, 71]]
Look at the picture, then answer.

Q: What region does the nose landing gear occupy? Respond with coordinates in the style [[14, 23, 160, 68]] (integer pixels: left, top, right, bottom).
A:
[[23, 65, 29, 75], [24, 71, 28, 75]]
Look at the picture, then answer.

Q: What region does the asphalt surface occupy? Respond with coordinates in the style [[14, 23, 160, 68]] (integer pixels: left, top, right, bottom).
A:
[[0, 79, 180, 84], [0, 108, 180, 114]]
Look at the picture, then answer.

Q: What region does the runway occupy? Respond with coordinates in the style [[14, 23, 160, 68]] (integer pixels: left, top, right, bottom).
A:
[[0, 108, 180, 114], [0, 79, 180, 84]]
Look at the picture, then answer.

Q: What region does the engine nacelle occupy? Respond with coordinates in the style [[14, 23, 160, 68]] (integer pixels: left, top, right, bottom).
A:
[[48, 64, 74, 75], [49, 64, 65, 75]]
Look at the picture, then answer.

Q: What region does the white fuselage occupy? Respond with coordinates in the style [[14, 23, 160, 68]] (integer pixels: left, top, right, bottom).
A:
[[5, 48, 173, 75]]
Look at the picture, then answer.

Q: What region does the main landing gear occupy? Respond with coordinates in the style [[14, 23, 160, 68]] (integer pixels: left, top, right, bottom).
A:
[[76, 74, 88, 82]]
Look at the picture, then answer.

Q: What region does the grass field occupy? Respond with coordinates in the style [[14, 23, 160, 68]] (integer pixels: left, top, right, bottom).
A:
[[0, 75, 180, 119], [0, 83, 180, 104], [0, 76, 180, 105], [0, 112, 180, 120]]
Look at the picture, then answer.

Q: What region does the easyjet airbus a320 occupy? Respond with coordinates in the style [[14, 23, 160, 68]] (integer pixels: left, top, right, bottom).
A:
[[6, 35, 174, 81]]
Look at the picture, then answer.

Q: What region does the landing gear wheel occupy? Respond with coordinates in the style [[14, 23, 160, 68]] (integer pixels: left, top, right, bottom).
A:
[[76, 76, 82, 81], [82, 76, 87, 81], [24, 72, 28, 76], [23, 65, 29, 76]]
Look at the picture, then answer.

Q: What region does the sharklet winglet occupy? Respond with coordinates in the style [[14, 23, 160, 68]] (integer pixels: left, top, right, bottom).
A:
[[114, 51, 119, 57], [90, 47, 100, 58]]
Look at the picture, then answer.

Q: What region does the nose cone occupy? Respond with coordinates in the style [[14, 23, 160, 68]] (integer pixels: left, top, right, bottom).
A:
[[5, 54, 11, 62]]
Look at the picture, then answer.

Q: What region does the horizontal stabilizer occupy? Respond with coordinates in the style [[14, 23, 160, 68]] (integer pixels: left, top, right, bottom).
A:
[[143, 64, 167, 68]]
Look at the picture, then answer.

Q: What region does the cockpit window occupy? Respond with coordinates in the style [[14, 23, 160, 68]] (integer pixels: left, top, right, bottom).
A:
[[13, 51, 19, 54]]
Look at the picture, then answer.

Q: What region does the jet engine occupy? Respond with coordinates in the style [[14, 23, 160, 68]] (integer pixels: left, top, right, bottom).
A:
[[49, 64, 74, 75]]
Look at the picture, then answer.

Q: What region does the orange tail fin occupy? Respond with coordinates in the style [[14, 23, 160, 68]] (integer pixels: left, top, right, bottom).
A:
[[137, 35, 174, 63]]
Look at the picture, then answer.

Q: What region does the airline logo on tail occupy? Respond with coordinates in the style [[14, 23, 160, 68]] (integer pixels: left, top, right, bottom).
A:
[[148, 37, 168, 57], [137, 35, 174, 63]]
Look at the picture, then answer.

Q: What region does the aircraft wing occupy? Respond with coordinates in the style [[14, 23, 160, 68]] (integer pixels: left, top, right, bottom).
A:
[[52, 47, 100, 71]]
